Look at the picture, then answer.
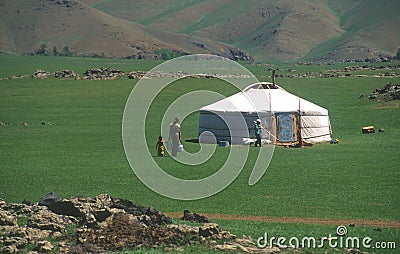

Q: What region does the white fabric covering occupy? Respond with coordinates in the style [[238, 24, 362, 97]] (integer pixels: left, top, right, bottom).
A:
[[199, 84, 332, 144]]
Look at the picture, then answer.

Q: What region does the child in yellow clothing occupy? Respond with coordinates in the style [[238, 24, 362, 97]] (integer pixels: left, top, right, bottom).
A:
[[156, 136, 165, 156]]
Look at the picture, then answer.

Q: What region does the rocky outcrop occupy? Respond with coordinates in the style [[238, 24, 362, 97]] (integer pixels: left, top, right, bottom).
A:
[[181, 209, 210, 223], [30, 68, 125, 80], [1, 194, 278, 253], [368, 83, 400, 101], [31, 69, 77, 79], [32, 70, 51, 79], [82, 68, 125, 80], [127, 70, 147, 79], [227, 47, 253, 61], [54, 70, 77, 79]]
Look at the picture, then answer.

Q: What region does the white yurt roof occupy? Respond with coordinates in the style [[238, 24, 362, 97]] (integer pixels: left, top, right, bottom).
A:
[[200, 88, 328, 116]]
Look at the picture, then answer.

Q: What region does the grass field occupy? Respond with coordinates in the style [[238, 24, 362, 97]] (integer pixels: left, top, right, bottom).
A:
[[0, 55, 399, 253]]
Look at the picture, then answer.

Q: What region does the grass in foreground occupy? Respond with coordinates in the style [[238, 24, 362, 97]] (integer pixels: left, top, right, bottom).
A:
[[0, 55, 399, 253]]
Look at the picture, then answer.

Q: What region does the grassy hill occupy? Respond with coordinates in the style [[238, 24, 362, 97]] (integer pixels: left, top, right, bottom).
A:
[[1, 0, 399, 61], [0, 0, 251, 60], [91, 0, 400, 61], [305, 0, 400, 61]]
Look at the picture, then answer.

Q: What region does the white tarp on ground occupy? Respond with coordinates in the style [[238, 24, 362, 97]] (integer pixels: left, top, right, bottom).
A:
[[198, 84, 332, 144]]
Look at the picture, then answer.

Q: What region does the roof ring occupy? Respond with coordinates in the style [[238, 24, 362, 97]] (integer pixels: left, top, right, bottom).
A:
[[243, 82, 279, 92]]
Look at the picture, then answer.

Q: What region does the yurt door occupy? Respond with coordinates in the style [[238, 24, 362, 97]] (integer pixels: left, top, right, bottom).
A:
[[276, 113, 297, 143]]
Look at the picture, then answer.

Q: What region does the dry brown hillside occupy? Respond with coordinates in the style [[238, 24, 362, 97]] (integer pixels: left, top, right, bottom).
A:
[[1, 0, 399, 61], [0, 0, 251, 60], [90, 0, 400, 61]]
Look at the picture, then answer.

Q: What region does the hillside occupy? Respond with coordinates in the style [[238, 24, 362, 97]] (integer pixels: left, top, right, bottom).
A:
[[0, 0, 251, 60], [1, 0, 399, 61], [306, 0, 400, 61], [91, 0, 400, 61]]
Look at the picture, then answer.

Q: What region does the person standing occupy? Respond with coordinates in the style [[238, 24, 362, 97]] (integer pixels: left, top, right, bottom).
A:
[[169, 117, 181, 156], [254, 119, 262, 147]]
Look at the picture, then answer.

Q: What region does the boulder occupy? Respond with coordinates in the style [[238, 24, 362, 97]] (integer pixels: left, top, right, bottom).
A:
[[127, 71, 147, 79], [54, 70, 77, 79], [31, 70, 51, 79], [0, 244, 18, 254], [0, 210, 17, 226], [199, 223, 220, 238], [0, 194, 277, 253], [82, 67, 125, 80], [181, 210, 210, 223], [34, 240, 53, 252], [46, 200, 84, 218], [368, 83, 400, 101], [38, 192, 61, 206]]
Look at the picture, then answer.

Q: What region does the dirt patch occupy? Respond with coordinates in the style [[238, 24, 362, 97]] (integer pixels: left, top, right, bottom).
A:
[[165, 212, 400, 228], [373, 101, 400, 109]]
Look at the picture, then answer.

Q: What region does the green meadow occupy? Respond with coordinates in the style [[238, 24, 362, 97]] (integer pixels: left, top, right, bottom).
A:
[[0, 55, 399, 252]]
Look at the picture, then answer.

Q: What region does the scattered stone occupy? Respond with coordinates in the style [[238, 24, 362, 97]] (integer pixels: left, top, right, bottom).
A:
[[167, 224, 199, 236], [192, 41, 207, 49], [42, 193, 172, 227], [127, 70, 255, 80], [181, 209, 210, 223], [199, 223, 233, 239], [54, 69, 77, 79], [127, 70, 147, 79], [0, 194, 291, 253], [34, 240, 53, 252], [228, 47, 253, 61], [8, 74, 30, 80], [368, 83, 400, 101], [40, 121, 55, 126], [0, 244, 18, 254], [28, 207, 72, 232], [76, 212, 183, 251], [16, 63, 400, 82], [22, 199, 32, 206], [214, 235, 282, 253], [0, 210, 17, 226], [82, 67, 124, 80], [32, 70, 51, 79]]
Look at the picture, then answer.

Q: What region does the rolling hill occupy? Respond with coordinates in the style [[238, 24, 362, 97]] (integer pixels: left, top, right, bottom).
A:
[[1, 0, 399, 61], [0, 0, 251, 60], [93, 0, 343, 61]]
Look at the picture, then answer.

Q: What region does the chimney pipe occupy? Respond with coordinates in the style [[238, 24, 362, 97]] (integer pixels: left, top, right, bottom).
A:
[[272, 69, 276, 85]]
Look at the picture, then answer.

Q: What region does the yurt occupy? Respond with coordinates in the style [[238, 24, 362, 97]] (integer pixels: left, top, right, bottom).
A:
[[198, 82, 332, 145]]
